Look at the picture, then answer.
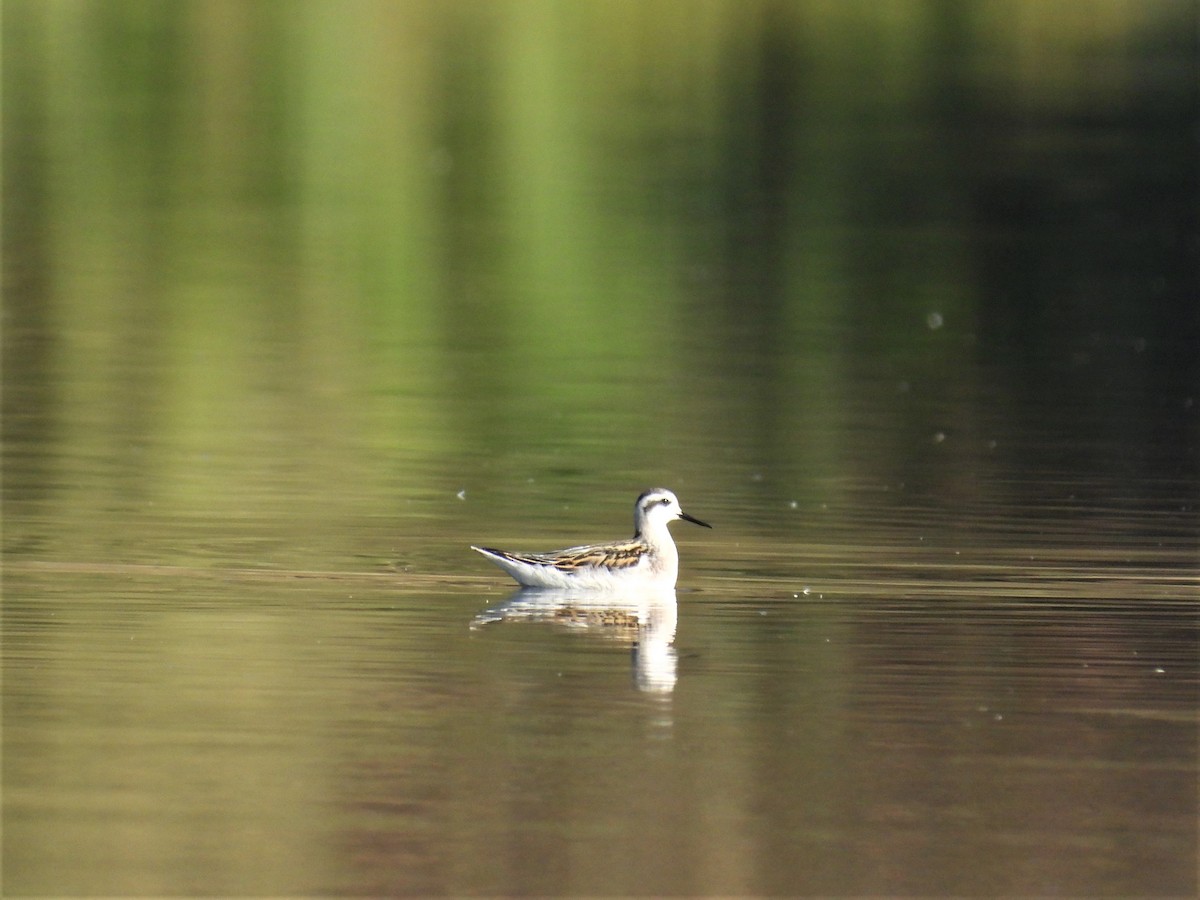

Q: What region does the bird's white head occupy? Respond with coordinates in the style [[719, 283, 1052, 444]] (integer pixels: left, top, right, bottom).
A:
[[634, 488, 711, 538]]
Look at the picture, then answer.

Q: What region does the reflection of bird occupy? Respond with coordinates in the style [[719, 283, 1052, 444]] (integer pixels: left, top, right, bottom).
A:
[[471, 488, 711, 590], [470, 585, 680, 694]]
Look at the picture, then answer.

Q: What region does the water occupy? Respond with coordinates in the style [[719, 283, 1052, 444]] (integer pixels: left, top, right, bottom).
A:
[[5, 550, 1195, 894], [4, 2, 1198, 896]]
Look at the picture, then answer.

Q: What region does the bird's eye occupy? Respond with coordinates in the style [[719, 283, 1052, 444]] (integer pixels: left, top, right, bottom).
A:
[[660, 498, 671, 506]]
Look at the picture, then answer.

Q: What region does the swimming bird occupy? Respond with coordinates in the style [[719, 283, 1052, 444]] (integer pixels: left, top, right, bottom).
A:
[[471, 488, 711, 590]]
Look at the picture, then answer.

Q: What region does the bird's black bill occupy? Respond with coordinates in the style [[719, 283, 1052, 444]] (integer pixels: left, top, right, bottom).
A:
[[680, 511, 712, 529]]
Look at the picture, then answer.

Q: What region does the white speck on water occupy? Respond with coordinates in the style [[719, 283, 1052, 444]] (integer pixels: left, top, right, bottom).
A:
[[788, 500, 798, 509], [456, 489, 466, 500], [926, 311, 944, 330], [1154, 667, 1165, 674], [802, 586, 811, 595], [933, 431, 946, 443]]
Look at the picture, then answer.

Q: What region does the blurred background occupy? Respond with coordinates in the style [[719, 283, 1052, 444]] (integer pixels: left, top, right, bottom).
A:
[[5, 0, 1196, 558], [3, 1, 1197, 895]]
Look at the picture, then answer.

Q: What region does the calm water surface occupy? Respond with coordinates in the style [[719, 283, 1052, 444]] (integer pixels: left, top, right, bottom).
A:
[[4, 2, 1198, 896], [6, 449, 1196, 895]]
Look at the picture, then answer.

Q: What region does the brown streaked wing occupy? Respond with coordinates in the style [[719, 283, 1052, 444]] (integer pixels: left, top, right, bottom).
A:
[[493, 542, 647, 573], [546, 542, 647, 573], [511, 540, 648, 573]]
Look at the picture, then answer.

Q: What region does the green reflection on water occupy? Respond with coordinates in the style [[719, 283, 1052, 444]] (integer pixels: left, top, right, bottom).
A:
[[3, 1, 1194, 561]]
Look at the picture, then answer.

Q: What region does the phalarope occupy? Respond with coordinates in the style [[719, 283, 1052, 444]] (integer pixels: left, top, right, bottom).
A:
[[472, 488, 711, 590]]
